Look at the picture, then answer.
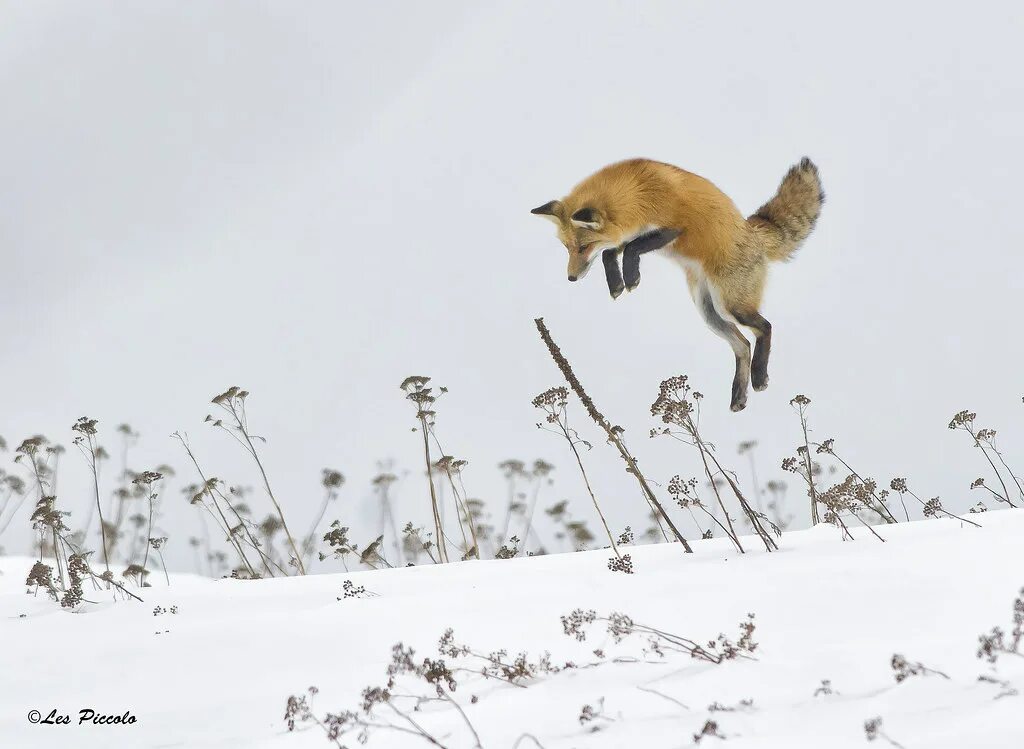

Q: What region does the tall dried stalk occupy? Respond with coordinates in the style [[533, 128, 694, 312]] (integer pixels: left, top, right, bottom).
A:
[[0, 470, 26, 538], [401, 376, 449, 563], [372, 472, 404, 564], [208, 387, 306, 574], [737, 440, 764, 512], [433, 456, 478, 559], [498, 459, 527, 545], [150, 536, 171, 586], [422, 430, 447, 562], [303, 469, 345, 566], [534, 318, 692, 553], [427, 417, 479, 559], [132, 470, 164, 579], [71, 419, 111, 575], [533, 387, 621, 559], [790, 396, 821, 524], [518, 460, 554, 555], [18, 438, 68, 586]]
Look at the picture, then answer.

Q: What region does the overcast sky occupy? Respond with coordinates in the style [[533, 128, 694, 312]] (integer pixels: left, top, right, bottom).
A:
[[2, 1, 1023, 571]]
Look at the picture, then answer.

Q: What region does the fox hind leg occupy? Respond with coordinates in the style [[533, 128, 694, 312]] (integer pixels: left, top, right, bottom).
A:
[[697, 285, 752, 412], [731, 309, 772, 392]]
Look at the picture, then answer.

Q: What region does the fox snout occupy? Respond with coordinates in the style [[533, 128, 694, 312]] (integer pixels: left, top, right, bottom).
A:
[[566, 246, 599, 282], [566, 260, 590, 282]]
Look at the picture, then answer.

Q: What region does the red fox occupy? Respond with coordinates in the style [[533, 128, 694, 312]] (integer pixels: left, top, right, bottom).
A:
[[532, 158, 823, 412]]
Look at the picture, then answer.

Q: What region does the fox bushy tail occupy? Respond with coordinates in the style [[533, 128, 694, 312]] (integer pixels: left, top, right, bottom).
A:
[[749, 157, 824, 261]]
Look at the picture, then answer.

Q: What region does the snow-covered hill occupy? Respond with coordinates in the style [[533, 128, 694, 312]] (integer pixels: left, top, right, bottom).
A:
[[1, 512, 1022, 748]]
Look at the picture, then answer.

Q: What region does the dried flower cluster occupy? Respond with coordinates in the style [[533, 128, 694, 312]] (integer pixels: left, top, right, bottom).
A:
[[949, 409, 1020, 507], [890, 653, 950, 683], [561, 608, 757, 664], [976, 587, 1024, 664]]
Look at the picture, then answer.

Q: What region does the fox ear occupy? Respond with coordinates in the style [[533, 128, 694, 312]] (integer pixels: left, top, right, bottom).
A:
[[531, 200, 563, 225], [571, 207, 603, 230]]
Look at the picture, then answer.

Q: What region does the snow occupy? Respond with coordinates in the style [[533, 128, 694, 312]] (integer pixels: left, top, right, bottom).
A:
[[1, 511, 1022, 748]]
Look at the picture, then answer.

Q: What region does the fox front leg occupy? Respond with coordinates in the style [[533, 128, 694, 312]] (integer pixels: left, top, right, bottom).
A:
[[621, 228, 683, 292], [602, 249, 625, 299]]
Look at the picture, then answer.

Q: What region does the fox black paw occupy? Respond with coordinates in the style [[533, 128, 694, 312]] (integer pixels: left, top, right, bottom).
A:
[[730, 382, 748, 412]]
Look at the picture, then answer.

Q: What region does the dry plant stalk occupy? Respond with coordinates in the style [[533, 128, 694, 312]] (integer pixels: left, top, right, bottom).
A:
[[889, 477, 980, 527], [949, 409, 1020, 508], [149, 536, 170, 585], [303, 469, 345, 565], [419, 390, 479, 558], [668, 475, 728, 541], [532, 386, 621, 560], [207, 387, 305, 574], [518, 460, 554, 555], [783, 397, 908, 540], [19, 437, 69, 587], [651, 376, 778, 553], [174, 432, 279, 578], [789, 396, 821, 524], [373, 472, 405, 563], [432, 455, 479, 560], [976, 586, 1024, 664], [814, 439, 897, 524], [561, 608, 758, 664], [71, 418, 111, 575], [737, 440, 764, 512], [403, 385, 478, 561], [864, 717, 905, 748], [132, 470, 164, 579], [498, 459, 528, 546], [814, 475, 886, 542], [401, 376, 450, 563], [0, 468, 27, 539], [18, 446, 144, 607], [534, 318, 692, 553]]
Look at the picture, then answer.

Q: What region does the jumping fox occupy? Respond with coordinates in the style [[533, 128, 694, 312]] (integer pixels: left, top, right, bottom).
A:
[[532, 157, 824, 412]]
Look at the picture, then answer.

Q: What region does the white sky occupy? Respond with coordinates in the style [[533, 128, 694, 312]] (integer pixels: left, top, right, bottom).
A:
[[2, 1, 1023, 570]]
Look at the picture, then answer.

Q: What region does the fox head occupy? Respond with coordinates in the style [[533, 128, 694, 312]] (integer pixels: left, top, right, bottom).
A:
[[531, 200, 622, 282]]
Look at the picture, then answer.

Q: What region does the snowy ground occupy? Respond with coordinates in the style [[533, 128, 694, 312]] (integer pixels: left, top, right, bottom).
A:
[[1, 511, 1022, 749]]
